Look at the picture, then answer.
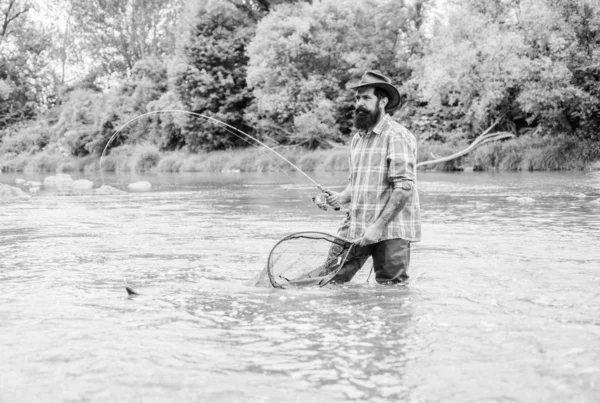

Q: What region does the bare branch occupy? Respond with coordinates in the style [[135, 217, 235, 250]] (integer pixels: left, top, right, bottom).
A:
[[417, 124, 515, 168], [1, 0, 30, 37], [574, 63, 600, 71]]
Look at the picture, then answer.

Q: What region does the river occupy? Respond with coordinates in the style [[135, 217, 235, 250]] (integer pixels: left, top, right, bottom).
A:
[[1, 171, 599, 402]]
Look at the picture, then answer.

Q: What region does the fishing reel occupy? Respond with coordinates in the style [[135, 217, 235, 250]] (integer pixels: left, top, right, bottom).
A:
[[312, 192, 330, 211], [312, 187, 341, 211]]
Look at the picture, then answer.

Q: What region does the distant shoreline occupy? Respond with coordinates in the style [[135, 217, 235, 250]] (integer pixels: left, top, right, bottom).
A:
[[1, 134, 599, 175]]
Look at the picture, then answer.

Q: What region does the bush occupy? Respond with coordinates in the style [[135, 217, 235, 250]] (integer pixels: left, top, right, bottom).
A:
[[157, 153, 185, 172], [56, 162, 76, 173], [99, 156, 116, 172], [297, 154, 321, 172], [135, 149, 161, 172], [178, 152, 233, 172], [471, 135, 600, 171], [23, 152, 64, 173], [418, 141, 466, 171], [1, 123, 51, 154], [0, 153, 29, 172]]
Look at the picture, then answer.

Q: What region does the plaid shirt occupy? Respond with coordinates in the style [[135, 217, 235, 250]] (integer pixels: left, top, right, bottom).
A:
[[343, 114, 421, 242]]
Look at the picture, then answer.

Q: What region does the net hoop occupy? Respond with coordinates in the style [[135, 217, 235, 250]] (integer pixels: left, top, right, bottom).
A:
[[266, 231, 354, 289]]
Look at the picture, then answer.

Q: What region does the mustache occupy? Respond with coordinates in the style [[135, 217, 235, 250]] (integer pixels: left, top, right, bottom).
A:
[[355, 106, 369, 114]]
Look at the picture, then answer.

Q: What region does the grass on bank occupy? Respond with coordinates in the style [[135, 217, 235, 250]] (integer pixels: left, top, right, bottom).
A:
[[417, 134, 600, 172], [0, 144, 351, 174], [1, 135, 599, 174]]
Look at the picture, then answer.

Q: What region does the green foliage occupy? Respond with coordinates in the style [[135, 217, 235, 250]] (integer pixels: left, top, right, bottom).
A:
[[68, 0, 183, 75], [174, 0, 255, 151], [156, 153, 185, 172], [247, 0, 428, 144], [417, 141, 467, 171], [48, 57, 172, 157], [172, 147, 350, 172], [134, 146, 161, 172], [472, 135, 600, 171], [412, 0, 600, 142], [0, 1, 54, 130], [0, 123, 51, 154], [108, 57, 173, 148], [292, 99, 338, 149], [146, 93, 187, 151], [23, 151, 64, 172], [51, 89, 113, 156]]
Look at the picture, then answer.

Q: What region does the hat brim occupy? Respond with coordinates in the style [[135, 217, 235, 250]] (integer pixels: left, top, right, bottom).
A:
[[347, 82, 401, 110]]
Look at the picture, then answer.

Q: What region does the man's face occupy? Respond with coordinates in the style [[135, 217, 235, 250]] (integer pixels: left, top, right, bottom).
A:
[[354, 87, 382, 131]]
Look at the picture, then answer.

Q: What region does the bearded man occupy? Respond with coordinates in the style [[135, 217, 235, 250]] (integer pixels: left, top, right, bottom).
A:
[[324, 71, 421, 284]]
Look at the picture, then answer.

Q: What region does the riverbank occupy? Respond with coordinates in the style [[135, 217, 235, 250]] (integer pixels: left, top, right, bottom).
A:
[[1, 134, 599, 174]]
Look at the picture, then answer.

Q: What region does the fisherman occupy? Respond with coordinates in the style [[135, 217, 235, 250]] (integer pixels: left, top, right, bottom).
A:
[[323, 71, 421, 284]]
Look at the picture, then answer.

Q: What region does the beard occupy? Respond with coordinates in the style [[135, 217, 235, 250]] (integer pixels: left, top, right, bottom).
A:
[[353, 102, 381, 131]]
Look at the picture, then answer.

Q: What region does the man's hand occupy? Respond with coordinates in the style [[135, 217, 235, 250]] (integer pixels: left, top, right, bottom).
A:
[[354, 222, 384, 246], [324, 190, 340, 207], [320, 185, 351, 208]]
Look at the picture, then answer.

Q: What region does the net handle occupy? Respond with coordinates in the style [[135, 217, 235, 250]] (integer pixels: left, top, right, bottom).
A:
[[316, 243, 354, 287]]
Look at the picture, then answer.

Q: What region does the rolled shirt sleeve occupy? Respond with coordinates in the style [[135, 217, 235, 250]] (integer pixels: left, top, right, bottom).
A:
[[387, 127, 417, 188]]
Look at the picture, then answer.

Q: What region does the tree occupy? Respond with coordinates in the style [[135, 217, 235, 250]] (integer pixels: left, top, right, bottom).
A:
[[67, 0, 185, 78], [1, 0, 30, 37], [549, 0, 600, 140], [246, 0, 429, 148], [226, 0, 308, 21], [0, 0, 54, 130], [174, 0, 256, 151], [412, 0, 600, 141], [51, 56, 173, 157]]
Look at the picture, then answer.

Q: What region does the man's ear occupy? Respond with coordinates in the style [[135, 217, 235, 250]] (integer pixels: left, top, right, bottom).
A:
[[380, 97, 388, 110]]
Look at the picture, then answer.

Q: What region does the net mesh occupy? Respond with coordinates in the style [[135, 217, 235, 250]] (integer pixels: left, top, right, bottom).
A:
[[265, 232, 354, 288]]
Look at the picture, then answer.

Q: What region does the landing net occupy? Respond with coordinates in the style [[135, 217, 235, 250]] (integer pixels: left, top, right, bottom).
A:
[[266, 232, 354, 288]]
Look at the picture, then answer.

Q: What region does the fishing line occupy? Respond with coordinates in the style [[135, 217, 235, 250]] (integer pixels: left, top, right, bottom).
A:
[[100, 109, 321, 190], [101, 110, 345, 295], [100, 109, 344, 210]]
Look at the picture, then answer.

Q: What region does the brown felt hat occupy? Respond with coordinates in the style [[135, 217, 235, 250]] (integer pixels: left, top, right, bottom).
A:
[[347, 71, 401, 110]]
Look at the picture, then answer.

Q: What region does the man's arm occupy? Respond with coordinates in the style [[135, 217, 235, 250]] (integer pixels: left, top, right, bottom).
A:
[[355, 183, 412, 246], [324, 182, 351, 207]]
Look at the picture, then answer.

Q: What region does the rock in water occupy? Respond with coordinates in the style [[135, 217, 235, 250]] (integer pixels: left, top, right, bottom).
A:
[[128, 181, 152, 192], [43, 174, 74, 193], [0, 183, 31, 198], [94, 185, 127, 195], [73, 179, 94, 192]]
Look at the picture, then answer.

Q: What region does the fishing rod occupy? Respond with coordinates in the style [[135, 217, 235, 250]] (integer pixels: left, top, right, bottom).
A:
[[99, 109, 342, 210]]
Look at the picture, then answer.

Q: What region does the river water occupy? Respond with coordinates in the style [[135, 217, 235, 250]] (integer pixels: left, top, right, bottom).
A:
[[1, 171, 599, 402]]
